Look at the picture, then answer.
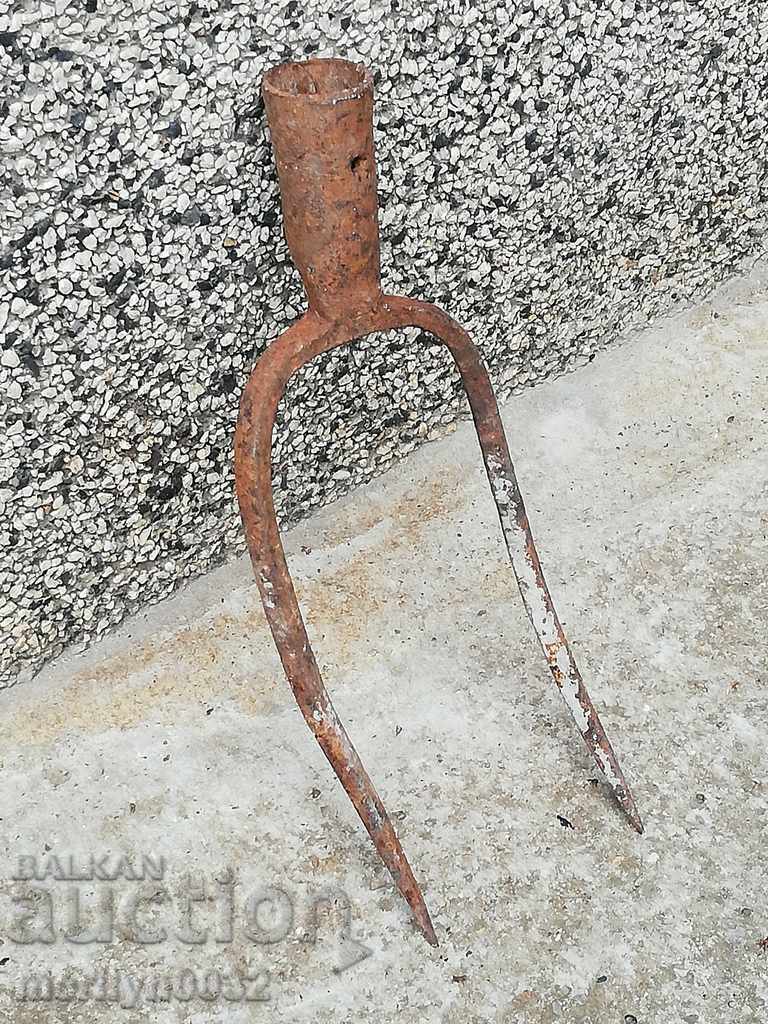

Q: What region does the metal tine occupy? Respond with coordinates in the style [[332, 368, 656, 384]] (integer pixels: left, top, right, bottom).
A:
[[234, 318, 437, 945], [481, 427, 644, 832], [395, 297, 644, 834]]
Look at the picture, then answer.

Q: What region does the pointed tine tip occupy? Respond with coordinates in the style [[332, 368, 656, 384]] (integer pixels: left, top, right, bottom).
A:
[[586, 742, 644, 835], [582, 721, 643, 836], [399, 871, 438, 946], [623, 795, 644, 835], [357, 804, 439, 946], [393, 861, 438, 945], [414, 904, 439, 947], [609, 773, 644, 835]]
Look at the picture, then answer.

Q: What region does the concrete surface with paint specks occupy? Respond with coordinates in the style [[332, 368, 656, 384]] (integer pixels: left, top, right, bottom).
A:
[[0, 270, 766, 1022]]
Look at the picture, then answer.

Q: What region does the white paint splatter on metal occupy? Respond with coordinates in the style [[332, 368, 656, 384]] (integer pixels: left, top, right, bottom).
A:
[[486, 454, 592, 737], [258, 570, 277, 610]]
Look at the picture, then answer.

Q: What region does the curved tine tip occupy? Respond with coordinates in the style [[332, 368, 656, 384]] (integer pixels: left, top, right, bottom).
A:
[[622, 792, 644, 835], [413, 902, 439, 947], [591, 741, 644, 835], [376, 828, 438, 945], [305, 705, 438, 944]]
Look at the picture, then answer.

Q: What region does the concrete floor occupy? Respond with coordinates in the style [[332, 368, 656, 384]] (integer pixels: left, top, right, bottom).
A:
[[1, 269, 767, 1022]]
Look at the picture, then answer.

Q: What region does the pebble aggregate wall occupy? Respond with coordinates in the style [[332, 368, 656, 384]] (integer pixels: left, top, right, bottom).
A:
[[1, 1, 767, 685]]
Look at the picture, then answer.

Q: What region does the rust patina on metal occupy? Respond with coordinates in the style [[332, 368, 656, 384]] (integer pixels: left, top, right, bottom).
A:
[[234, 58, 643, 947]]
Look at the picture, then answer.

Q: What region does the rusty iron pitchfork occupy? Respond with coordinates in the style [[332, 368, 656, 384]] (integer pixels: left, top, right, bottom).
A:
[[234, 58, 642, 947]]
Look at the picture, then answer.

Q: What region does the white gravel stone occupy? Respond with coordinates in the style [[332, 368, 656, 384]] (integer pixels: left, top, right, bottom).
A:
[[1, 350, 21, 369]]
